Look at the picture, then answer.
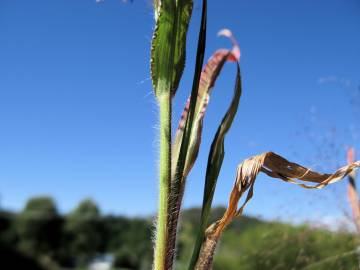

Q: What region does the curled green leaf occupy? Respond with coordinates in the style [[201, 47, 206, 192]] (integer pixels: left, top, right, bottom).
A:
[[189, 59, 242, 270], [172, 29, 241, 181]]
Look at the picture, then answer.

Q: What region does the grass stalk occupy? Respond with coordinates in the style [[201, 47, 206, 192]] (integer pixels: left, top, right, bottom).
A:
[[154, 93, 172, 270]]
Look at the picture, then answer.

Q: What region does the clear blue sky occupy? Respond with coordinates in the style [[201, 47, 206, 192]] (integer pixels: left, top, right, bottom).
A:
[[0, 0, 359, 226]]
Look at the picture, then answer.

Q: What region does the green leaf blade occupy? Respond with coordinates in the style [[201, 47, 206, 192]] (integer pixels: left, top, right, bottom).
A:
[[151, 0, 193, 99]]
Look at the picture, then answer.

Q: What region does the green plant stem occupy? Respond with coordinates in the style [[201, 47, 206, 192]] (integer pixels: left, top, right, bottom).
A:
[[154, 93, 172, 270]]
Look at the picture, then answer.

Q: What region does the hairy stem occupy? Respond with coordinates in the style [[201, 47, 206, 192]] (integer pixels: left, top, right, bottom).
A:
[[194, 234, 218, 270], [154, 93, 172, 270]]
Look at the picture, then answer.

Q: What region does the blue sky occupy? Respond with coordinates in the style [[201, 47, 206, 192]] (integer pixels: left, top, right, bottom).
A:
[[0, 0, 359, 226]]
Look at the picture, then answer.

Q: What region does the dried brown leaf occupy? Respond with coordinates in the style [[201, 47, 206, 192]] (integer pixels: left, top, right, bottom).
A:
[[195, 151, 360, 270]]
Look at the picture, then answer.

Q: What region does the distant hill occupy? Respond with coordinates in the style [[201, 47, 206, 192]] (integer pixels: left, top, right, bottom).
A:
[[176, 207, 359, 270], [179, 206, 264, 230]]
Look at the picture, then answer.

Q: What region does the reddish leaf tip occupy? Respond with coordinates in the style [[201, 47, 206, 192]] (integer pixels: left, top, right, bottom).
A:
[[348, 147, 355, 165], [217, 29, 240, 62]]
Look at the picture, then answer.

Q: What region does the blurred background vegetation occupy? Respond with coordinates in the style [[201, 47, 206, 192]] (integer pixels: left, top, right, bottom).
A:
[[1, 196, 359, 270]]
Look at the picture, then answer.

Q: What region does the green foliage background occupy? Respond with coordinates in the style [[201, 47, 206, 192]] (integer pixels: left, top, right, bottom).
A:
[[0, 197, 359, 270]]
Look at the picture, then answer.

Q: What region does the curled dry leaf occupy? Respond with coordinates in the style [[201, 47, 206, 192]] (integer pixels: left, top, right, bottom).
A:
[[195, 151, 360, 270]]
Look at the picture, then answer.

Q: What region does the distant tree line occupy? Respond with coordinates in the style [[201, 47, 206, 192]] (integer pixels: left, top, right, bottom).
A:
[[0, 196, 153, 270], [1, 197, 359, 270]]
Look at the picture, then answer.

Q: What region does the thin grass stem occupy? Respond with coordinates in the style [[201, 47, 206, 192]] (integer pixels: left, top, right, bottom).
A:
[[154, 93, 172, 270]]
